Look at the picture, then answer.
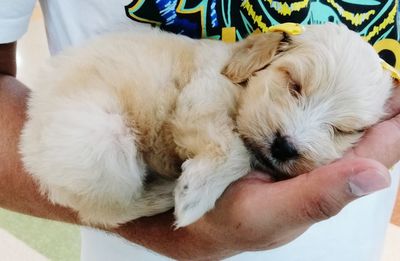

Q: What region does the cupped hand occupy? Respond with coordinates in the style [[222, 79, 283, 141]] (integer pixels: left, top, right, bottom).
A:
[[178, 85, 400, 259]]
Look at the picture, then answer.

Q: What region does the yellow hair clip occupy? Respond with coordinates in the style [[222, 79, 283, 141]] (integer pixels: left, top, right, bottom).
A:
[[381, 59, 400, 81], [221, 27, 236, 43], [222, 23, 305, 43], [268, 23, 305, 35]]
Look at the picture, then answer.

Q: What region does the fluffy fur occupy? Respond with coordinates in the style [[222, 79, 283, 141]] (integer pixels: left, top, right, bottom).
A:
[[20, 23, 394, 228]]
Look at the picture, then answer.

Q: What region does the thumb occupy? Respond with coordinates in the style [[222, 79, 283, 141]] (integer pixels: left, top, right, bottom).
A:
[[289, 158, 391, 224]]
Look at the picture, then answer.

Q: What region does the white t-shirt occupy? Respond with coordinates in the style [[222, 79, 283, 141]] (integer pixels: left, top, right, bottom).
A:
[[1, 1, 399, 260]]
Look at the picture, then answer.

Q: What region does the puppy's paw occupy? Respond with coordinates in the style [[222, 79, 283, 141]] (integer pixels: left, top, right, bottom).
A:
[[174, 140, 251, 228], [174, 182, 214, 228], [174, 183, 210, 227], [173, 159, 221, 228]]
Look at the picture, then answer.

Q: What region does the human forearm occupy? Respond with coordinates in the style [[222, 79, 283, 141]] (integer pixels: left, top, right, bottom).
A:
[[0, 74, 230, 260], [113, 211, 241, 261], [0, 42, 78, 222], [0, 75, 78, 222]]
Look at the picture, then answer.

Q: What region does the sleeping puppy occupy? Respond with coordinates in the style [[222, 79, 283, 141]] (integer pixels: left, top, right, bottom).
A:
[[19, 23, 394, 228]]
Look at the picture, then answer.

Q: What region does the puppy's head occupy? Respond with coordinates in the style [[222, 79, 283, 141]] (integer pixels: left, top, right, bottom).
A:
[[223, 23, 395, 178]]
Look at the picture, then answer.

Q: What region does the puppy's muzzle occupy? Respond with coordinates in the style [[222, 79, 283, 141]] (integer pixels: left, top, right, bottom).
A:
[[271, 134, 299, 162]]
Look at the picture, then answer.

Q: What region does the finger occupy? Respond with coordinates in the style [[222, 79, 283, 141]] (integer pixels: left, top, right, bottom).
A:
[[384, 80, 400, 119], [229, 158, 390, 228], [291, 158, 390, 224], [346, 115, 400, 168], [241, 170, 274, 183], [200, 158, 389, 251]]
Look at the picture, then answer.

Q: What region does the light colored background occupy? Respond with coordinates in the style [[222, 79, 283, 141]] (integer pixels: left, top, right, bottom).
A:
[[0, 4, 399, 261]]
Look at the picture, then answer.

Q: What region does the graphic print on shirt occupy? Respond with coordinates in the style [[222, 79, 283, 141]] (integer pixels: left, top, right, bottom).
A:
[[125, 0, 400, 68]]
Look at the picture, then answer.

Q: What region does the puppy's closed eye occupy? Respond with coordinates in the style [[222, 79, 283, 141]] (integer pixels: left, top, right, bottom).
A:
[[282, 70, 302, 98], [288, 81, 302, 98], [332, 126, 365, 135]]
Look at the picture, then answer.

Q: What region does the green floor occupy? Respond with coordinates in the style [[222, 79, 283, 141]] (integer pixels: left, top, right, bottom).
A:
[[0, 208, 80, 261]]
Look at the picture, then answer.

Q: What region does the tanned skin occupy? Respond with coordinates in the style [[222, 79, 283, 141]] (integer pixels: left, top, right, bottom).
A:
[[1, 42, 399, 260]]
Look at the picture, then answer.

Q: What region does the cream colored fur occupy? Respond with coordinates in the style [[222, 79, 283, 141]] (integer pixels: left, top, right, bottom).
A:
[[20, 23, 394, 228]]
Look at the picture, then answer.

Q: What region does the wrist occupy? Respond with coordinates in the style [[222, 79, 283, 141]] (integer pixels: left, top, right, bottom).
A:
[[111, 212, 241, 260]]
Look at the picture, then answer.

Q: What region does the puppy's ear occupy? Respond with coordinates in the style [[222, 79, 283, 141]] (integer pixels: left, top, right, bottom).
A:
[[222, 32, 289, 84]]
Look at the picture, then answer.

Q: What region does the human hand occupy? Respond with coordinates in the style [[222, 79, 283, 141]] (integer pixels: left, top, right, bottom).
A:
[[175, 84, 400, 259], [178, 159, 389, 259]]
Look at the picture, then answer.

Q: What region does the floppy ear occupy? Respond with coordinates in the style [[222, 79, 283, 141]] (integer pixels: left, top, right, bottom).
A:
[[222, 32, 288, 84]]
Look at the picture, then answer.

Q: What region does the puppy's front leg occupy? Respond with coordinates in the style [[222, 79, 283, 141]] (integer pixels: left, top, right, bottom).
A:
[[172, 76, 250, 227], [174, 135, 250, 227]]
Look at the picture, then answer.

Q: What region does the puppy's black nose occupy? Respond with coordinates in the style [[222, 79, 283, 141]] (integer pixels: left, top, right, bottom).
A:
[[271, 135, 299, 162]]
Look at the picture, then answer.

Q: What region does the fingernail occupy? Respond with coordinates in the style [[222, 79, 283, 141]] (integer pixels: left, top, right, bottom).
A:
[[348, 169, 391, 196]]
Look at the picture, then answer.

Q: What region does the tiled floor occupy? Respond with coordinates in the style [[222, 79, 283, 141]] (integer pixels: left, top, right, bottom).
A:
[[2, 3, 400, 261]]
